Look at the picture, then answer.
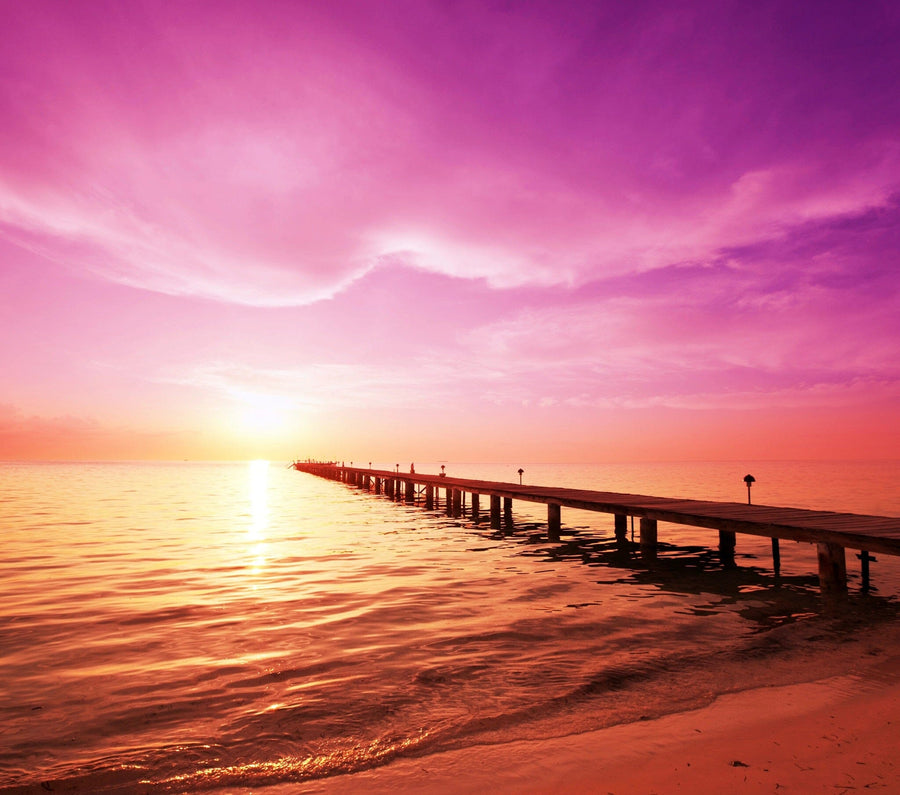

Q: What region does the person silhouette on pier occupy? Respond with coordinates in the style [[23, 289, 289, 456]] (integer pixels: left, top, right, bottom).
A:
[[410, 463, 415, 474]]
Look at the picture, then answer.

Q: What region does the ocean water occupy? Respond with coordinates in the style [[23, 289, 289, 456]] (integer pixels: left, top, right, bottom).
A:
[[1, 459, 898, 793]]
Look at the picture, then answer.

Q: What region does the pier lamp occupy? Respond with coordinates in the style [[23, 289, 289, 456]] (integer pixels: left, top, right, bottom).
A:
[[369, 462, 372, 469], [395, 464, 399, 472], [743, 474, 756, 505], [518, 468, 524, 484]]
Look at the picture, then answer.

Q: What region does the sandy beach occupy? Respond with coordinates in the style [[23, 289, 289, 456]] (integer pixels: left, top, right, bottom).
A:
[[306, 638, 900, 794]]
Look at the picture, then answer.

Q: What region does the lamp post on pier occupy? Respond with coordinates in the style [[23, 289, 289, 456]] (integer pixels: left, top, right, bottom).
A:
[[744, 474, 755, 505]]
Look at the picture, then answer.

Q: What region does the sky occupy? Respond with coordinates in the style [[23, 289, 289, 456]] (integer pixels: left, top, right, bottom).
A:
[[1, 0, 898, 463]]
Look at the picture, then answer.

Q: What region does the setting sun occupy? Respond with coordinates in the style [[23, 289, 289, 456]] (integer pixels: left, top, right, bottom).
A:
[[234, 394, 293, 437]]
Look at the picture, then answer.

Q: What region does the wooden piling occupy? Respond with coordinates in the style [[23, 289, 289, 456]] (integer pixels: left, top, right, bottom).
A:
[[425, 484, 434, 510], [719, 530, 736, 568], [817, 542, 847, 593], [491, 495, 501, 529], [452, 489, 462, 517], [405, 480, 415, 503], [614, 513, 628, 548], [503, 497, 513, 530], [446, 489, 454, 516], [640, 517, 658, 561], [859, 550, 871, 593], [471, 493, 480, 521], [548, 504, 561, 542], [772, 537, 781, 574]]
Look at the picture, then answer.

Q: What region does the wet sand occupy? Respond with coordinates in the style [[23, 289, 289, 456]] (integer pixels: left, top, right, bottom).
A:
[[309, 648, 900, 794]]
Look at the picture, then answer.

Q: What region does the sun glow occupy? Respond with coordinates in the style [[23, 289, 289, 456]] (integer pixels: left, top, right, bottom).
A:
[[236, 392, 293, 436]]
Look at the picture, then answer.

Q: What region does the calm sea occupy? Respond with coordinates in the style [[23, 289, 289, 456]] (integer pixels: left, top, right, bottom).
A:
[[1, 460, 898, 793]]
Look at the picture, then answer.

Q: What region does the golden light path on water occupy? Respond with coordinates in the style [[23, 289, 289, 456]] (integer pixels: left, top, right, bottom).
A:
[[247, 459, 269, 580]]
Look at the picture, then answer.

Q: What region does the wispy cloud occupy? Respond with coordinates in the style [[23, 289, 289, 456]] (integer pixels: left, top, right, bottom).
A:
[[2, 2, 899, 306]]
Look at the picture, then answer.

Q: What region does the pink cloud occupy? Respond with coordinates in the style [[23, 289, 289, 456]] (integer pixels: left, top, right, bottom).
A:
[[2, 1, 899, 307]]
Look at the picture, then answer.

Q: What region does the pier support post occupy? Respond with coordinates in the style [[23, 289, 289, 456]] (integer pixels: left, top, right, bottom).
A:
[[772, 538, 781, 575], [385, 478, 394, 499], [452, 489, 462, 517], [640, 518, 658, 561], [425, 485, 434, 510], [503, 497, 513, 530], [859, 550, 872, 593], [490, 495, 501, 529], [614, 514, 628, 548], [374, 477, 382, 495], [405, 480, 415, 503], [548, 504, 561, 542], [719, 530, 736, 568], [446, 489, 454, 516], [817, 542, 847, 594], [471, 493, 480, 521]]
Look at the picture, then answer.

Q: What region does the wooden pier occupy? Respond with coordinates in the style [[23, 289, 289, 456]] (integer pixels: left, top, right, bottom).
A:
[[292, 462, 900, 594]]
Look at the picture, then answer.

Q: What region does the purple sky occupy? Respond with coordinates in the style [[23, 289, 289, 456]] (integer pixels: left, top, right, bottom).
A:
[[1, 0, 898, 461]]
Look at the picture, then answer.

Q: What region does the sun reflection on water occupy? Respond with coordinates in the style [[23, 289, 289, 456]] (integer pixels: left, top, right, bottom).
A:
[[247, 460, 269, 577]]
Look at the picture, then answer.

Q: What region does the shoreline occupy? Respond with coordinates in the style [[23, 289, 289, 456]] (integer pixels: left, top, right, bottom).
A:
[[301, 652, 900, 794]]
